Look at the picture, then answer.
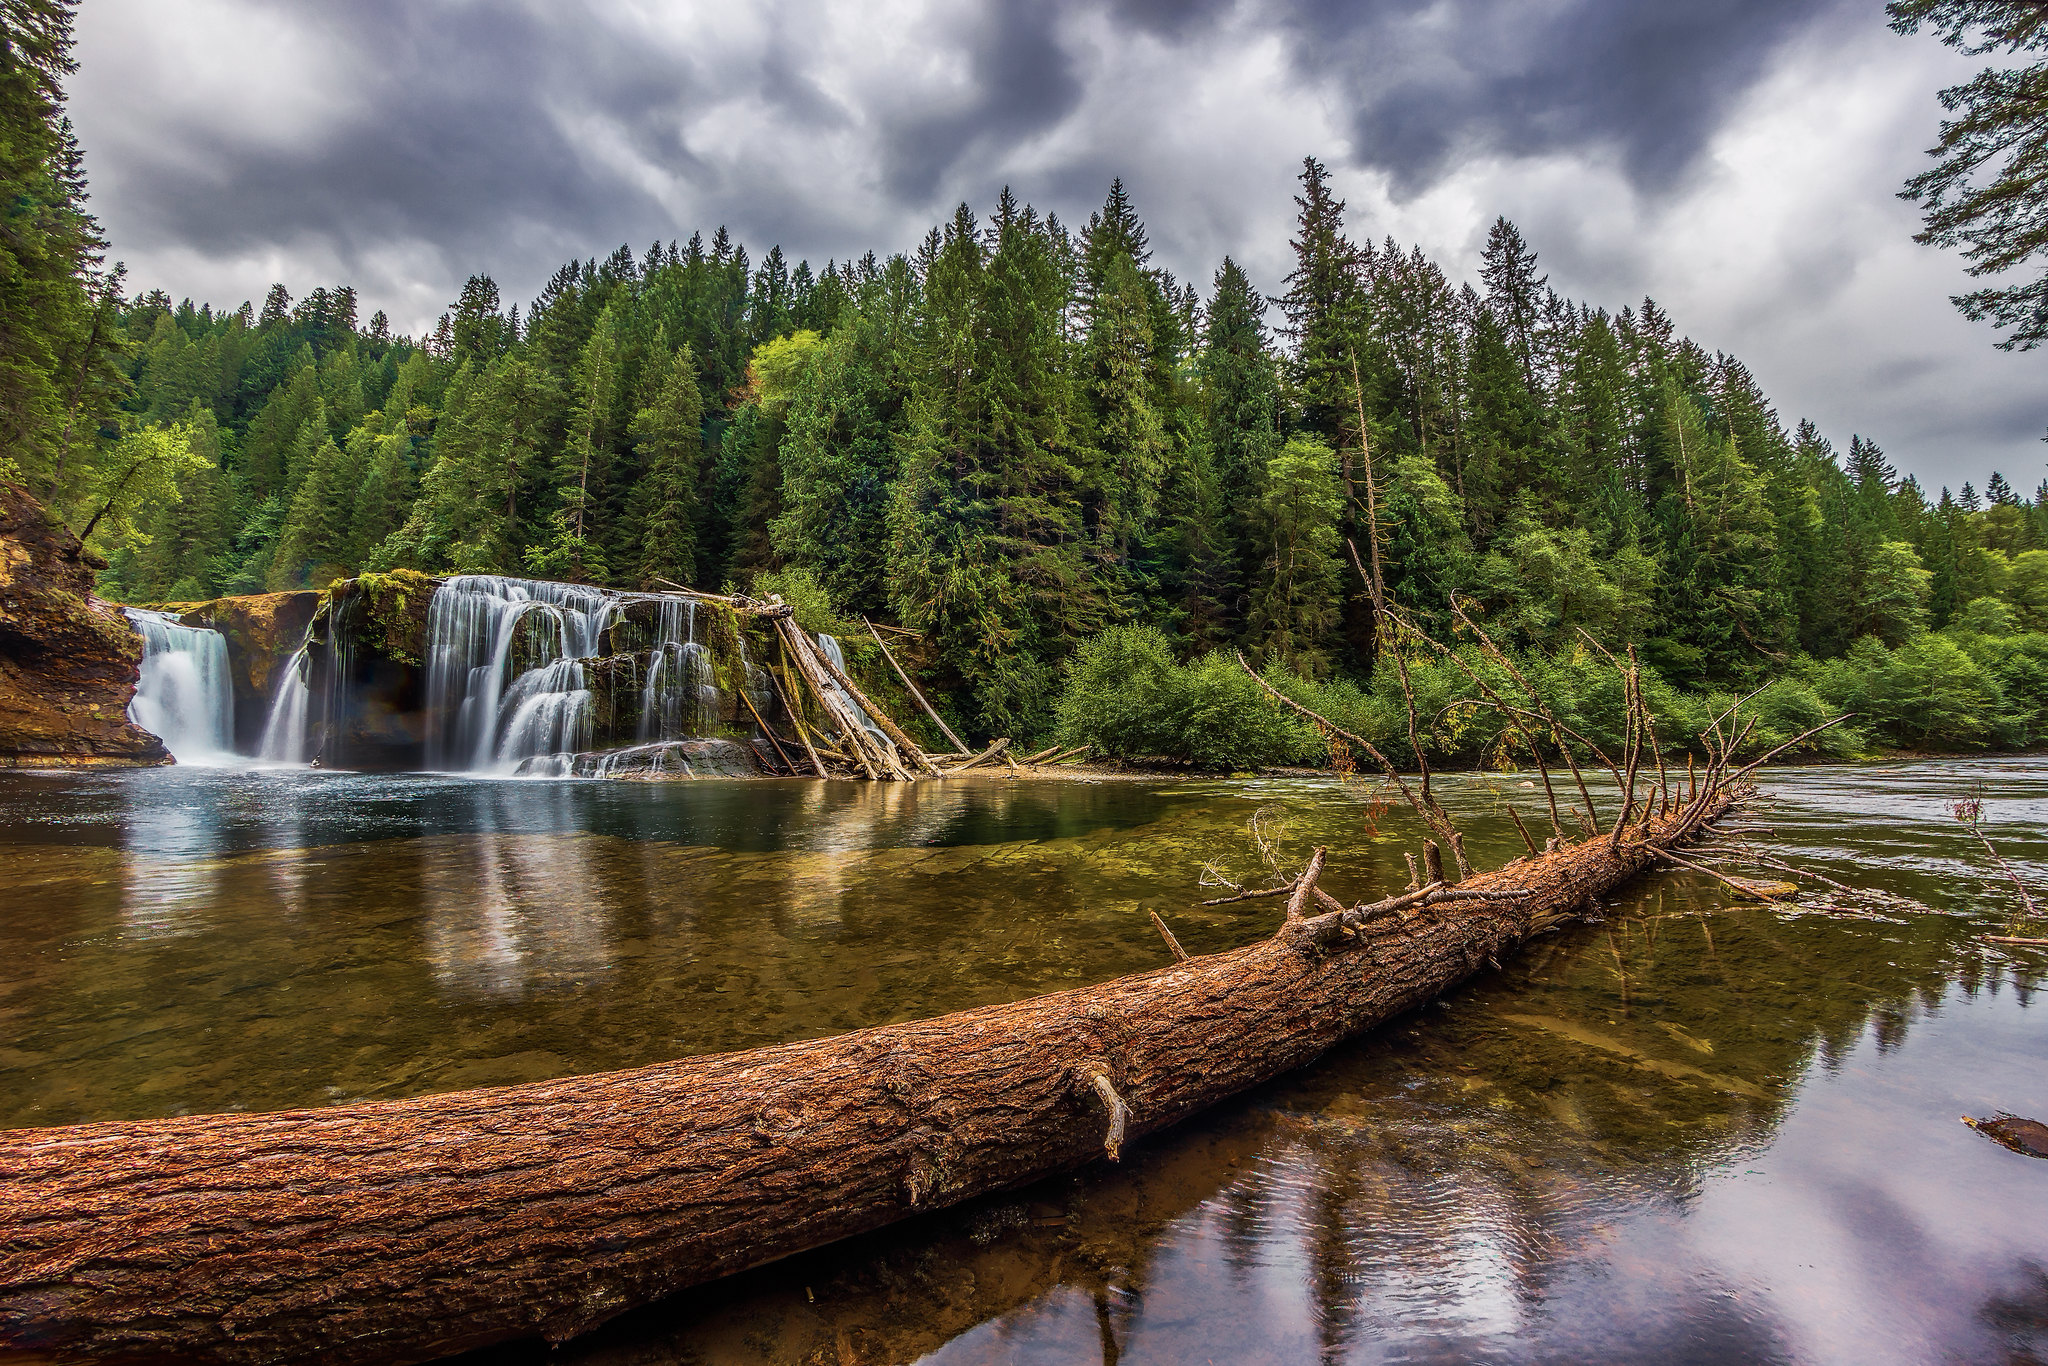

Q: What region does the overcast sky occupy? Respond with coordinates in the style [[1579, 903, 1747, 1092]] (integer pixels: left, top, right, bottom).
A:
[[65, 0, 2045, 492]]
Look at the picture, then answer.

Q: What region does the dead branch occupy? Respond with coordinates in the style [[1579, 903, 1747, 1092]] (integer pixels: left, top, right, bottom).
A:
[[863, 616, 969, 755]]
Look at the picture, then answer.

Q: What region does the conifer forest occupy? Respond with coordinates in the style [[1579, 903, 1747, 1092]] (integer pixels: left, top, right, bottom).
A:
[[7, 6, 2048, 765]]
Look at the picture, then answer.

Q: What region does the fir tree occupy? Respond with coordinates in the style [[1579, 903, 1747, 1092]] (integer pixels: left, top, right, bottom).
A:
[[628, 344, 704, 588]]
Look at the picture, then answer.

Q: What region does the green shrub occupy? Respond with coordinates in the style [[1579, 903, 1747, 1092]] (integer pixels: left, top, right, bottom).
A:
[[1054, 625, 1181, 759], [747, 566, 846, 635], [1173, 652, 1315, 768]]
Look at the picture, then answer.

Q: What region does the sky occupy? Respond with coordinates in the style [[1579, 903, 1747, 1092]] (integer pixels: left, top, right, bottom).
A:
[[64, 0, 2047, 493]]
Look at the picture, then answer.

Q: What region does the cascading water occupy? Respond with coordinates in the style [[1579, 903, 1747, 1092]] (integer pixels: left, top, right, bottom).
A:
[[815, 633, 886, 741], [124, 609, 236, 764], [637, 600, 720, 743], [422, 576, 615, 773], [257, 644, 312, 763]]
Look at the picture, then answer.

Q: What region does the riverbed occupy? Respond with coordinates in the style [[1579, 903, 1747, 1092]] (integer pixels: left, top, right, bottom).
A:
[[2, 759, 2043, 1363]]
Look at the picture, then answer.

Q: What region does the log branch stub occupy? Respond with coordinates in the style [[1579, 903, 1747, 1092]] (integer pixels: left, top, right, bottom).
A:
[[1508, 806, 1540, 858], [1084, 1069, 1132, 1162], [1147, 911, 1190, 963], [1285, 848, 1328, 924]]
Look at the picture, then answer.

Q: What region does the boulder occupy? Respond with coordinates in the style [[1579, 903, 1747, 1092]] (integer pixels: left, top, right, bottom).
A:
[[0, 482, 168, 768]]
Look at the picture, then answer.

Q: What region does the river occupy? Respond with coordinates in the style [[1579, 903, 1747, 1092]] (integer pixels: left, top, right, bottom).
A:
[[1, 759, 2042, 1363]]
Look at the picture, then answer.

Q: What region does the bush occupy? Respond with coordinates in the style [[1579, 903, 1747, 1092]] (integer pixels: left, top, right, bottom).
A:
[[1054, 625, 1182, 759], [1174, 652, 1315, 768], [747, 566, 845, 635]]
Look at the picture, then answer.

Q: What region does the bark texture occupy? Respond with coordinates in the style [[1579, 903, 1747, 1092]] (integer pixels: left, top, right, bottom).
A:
[[0, 796, 1735, 1365]]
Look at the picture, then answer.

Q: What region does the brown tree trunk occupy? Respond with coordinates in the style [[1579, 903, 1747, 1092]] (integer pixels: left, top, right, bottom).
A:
[[0, 796, 1736, 1365]]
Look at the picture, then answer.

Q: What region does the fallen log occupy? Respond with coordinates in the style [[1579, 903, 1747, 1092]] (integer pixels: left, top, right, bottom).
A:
[[942, 736, 1011, 771], [0, 788, 1742, 1365], [806, 633, 944, 777]]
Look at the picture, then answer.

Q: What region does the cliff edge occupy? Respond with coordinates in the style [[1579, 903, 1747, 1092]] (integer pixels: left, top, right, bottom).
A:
[[0, 482, 169, 767]]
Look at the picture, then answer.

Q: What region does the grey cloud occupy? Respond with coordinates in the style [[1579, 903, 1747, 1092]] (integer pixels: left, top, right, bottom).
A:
[[877, 0, 1086, 201], [63, 0, 2044, 485], [1273, 0, 1855, 193]]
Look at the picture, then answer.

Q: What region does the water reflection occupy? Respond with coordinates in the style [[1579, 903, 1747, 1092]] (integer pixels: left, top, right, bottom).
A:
[[2, 760, 2045, 1362]]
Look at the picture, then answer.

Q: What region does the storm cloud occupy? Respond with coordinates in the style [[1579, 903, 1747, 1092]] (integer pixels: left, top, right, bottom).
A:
[[64, 0, 2046, 489]]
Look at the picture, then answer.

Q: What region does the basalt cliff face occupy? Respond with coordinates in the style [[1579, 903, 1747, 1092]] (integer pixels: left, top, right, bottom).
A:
[[0, 483, 168, 768]]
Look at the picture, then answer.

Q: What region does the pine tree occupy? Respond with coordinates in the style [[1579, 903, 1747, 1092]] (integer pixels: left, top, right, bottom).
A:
[[889, 198, 1095, 736], [529, 303, 624, 582], [1479, 217, 1547, 390], [0, 0, 123, 502], [1248, 437, 1344, 676], [628, 344, 704, 588], [1891, 1, 2048, 350], [1280, 157, 1365, 440], [449, 275, 508, 365], [1200, 257, 1279, 624]]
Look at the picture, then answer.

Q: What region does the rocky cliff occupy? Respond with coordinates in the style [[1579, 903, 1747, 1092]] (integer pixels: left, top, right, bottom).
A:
[[155, 590, 320, 752], [0, 482, 168, 768]]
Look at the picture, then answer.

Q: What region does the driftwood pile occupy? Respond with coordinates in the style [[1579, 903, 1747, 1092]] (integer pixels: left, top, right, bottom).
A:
[[653, 586, 1093, 781], [0, 595, 1810, 1364]]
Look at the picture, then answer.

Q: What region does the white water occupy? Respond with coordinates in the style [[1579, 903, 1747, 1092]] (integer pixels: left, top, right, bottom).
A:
[[257, 644, 311, 763], [125, 609, 236, 764], [816, 633, 886, 741], [424, 576, 616, 773], [638, 600, 721, 743]]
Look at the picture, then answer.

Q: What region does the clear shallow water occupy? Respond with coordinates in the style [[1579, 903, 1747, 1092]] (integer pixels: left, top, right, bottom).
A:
[[2, 759, 2044, 1364]]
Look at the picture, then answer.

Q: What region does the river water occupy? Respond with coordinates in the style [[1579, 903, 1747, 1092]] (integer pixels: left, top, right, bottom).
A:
[[1, 760, 2042, 1363]]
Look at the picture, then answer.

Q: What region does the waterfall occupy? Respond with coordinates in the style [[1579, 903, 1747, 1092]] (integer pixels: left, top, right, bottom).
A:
[[815, 633, 886, 740], [257, 643, 311, 763], [637, 599, 720, 743], [422, 575, 614, 773], [124, 609, 236, 764]]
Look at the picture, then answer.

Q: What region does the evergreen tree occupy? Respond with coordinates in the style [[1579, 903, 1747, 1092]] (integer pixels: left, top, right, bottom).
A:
[[1280, 157, 1364, 440], [1478, 217, 1547, 390], [628, 344, 704, 588], [1200, 257, 1279, 623], [1248, 437, 1344, 676], [1891, 1, 2048, 350]]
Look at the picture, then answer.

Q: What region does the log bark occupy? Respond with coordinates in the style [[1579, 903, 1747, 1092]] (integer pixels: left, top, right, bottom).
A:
[[774, 619, 884, 780], [766, 660, 826, 777], [0, 793, 1738, 1366]]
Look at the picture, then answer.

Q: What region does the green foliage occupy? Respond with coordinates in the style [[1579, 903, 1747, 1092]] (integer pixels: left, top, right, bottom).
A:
[[1890, 1, 2048, 348], [629, 343, 705, 589], [749, 565, 845, 636], [1248, 437, 1344, 676], [1054, 626, 1311, 767]]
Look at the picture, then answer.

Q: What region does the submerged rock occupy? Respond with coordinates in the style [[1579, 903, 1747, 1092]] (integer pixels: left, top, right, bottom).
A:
[[1963, 1113, 2048, 1159], [0, 482, 168, 768]]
